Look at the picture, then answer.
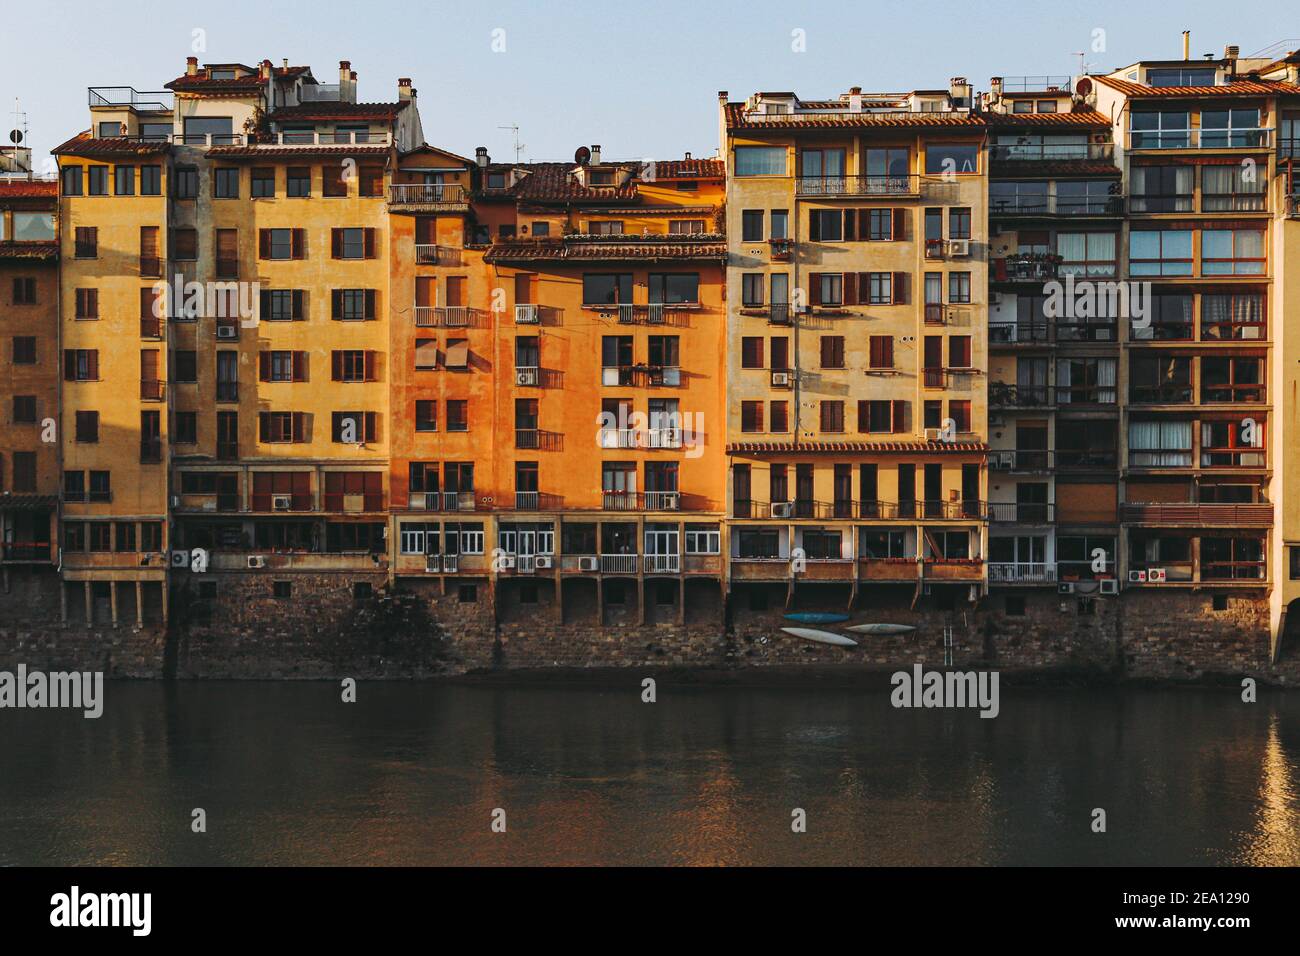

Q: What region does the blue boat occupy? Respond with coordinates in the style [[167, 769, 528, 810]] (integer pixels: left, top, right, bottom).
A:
[[783, 612, 850, 625]]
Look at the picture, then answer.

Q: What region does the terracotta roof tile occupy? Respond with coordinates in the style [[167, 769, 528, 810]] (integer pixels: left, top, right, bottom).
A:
[[725, 102, 985, 130], [271, 101, 407, 122], [651, 158, 724, 179], [1094, 75, 1300, 97], [0, 180, 59, 198], [0, 240, 58, 261], [727, 441, 988, 454], [484, 162, 640, 202], [205, 144, 389, 158], [984, 109, 1113, 128], [484, 235, 727, 263], [52, 133, 170, 157]]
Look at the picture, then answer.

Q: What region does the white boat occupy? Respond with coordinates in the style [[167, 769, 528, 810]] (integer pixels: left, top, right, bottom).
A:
[[780, 627, 859, 647], [844, 623, 917, 635]]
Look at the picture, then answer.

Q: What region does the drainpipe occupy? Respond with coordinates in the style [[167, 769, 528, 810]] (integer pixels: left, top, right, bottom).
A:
[[791, 144, 801, 446]]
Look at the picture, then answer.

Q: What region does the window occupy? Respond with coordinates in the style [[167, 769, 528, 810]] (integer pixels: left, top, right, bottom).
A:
[[809, 209, 843, 241], [1129, 110, 1190, 149], [323, 164, 348, 197], [858, 400, 898, 434], [87, 166, 108, 195], [174, 412, 197, 444], [209, 168, 237, 198], [261, 350, 306, 383], [12, 277, 36, 305], [647, 273, 699, 305], [332, 350, 372, 383], [1148, 68, 1215, 87], [865, 147, 910, 180], [740, 401, 764, 432], [948, 272, 971, 303], [820, 401, 844, 433], [74, 411, 99, 443], [13, 395, 36, 423], [734, 146, 786, 176], [770, 401, 789, 432], [866, 208, 894, 241], [173, 166, 198, 199], [1129, 230, 1193, 276], [415, 400, 437, 432], [1057, 232, 1117, 277], [287, 167, 311, 197], [74, 226, 97, 259], [1202, 229, 1264, 275], [925, 143, 978, 174], [587, 220, 623, 235], [13, 337, 36, 364], [820, 336, 845, 369], [251, 168, 275, 197], [684, 527, 720, 554], [949, 335, 972, 368], [332, 228, 375, 259], [359, 166, 384, 197], [949, 207, 971, 239], [583, 273, 632, 305], [1128, 420, 1193, 467], [814, 273, 843, 306], [1202, 164, 1266, 212], [64, 350, 99, 381], [741, 337, 764, 369], [13, 213, 54, 242], [260, 289, 306, 322], [770, 210, 789, 239], [140, 165, 161, 195], [866, 272, 892, 305], [869, 336, 894, 369], [273, 581, 293, 600], [61, 166, 82, 196], [170, 228, 197, 262], [948, 400, 971, 432], [1200, 108, 1264, 148], [114, 165, 134, 196], [1130, 166, 1192, 212], [742, 210, 764, 241], [259, 228, 305, 260], [447, 400, 468, 432], [742, 274, 765, 307], [668, 220, 705, 234], [330, 412, 378, 443]]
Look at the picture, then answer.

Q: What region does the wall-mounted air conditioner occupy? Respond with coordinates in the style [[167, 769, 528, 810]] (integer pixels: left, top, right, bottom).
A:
[[272, 495, 292, 511], [515, 368, 538, 386], [1147, 568, 1167, 583], [1128, 570, 1147, 583], [1057, 582, 1075, 595], [247, 555, 267, 569], [1099, 579, 1119, 595], [578, 556, 599, 572], [216, 325, 238, 339], [924, 428, 943, 441], [771, 371, 791, 388], [947, 239, 971, 257], [170, 550, 188, 568], [534, 555, 553, 570], [771, 502, 793, 518]]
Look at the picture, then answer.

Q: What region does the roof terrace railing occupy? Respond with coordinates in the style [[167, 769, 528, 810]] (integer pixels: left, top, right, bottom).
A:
[[88, 87, 175, 111], [999, 75, 1073, 92]]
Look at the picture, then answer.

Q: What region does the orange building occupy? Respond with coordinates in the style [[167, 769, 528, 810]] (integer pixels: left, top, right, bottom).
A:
[[388, 148, 728, 626]]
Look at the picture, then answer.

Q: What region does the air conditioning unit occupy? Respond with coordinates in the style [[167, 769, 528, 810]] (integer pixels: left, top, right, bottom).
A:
[[1128, 570, 1147, 583], [1057, 582, 1075, 595], [216, 325, 238, 339], [272, 495, 292, 511], [534, 555, 553, 570], [170, 550, 189, 568], [515, 368, 538, 386], [578, 556, 599, 572], [771, 502, 793, 518], [771, 371, 791, 388], [515, 304, 539, 324], [247, 555, 267, 569], [1148, 567, 1167, 584], [948, 239, 971, 257], [1099, 579, 1119, 595], [500, 555, 516, 570], [924, 428, 943, 441]]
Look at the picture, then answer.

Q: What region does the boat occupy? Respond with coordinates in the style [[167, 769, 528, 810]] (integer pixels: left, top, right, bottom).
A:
[[844, 623, 917, 636], [783, 612, 850, 624], [780, 627, 859, 648]]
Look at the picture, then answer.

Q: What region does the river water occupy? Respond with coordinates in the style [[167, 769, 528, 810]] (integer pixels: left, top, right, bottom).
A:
[[2, 680, 1297, 866]]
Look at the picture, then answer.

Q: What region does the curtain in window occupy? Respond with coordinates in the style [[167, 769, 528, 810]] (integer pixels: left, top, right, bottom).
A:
[[1130, 420, 1191, 466], [1097, 358, 1117, 402]]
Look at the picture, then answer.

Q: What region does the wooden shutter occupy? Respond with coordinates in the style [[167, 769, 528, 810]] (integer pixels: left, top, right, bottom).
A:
[[64, 350, 76, 380], [258, 412, 270, 442], [292, 290, 306, 320], [331, 229, 343, 258], [809, 274, 822, 306], [892, 400, 907, 433], [331, 351, 344, 381], [843, 273, 858, 307], [292, 351, 307, 382], [363, 351, 376, 381], [808, 213, 821, 242], [258, 229, 271, 259], [291, 229, 305, 260], [292, 412, 307, 443], [843, 209, 856, 241], [259, 352, 271, 381], [891, 209, 905, 240], [364, 289, 376, 320], [364, 412, 377, 442], [892, 272, 907, 305], [331, 290, 343, 321], [363, 228, 376, 258], [259, 289, 271, 319]]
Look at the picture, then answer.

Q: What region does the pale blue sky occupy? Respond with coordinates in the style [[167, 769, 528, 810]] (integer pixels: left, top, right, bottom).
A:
[[3, 0, 1296, 168]]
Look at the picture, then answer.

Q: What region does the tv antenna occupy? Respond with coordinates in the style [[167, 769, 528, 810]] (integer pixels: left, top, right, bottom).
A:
[[1071, 52, 1091, 77], [498, 124, 525, 163]]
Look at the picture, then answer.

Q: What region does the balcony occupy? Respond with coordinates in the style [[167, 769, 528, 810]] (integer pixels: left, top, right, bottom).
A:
[[991, 142, 1115, 162], [88, 87, 175, 111], [515, 304, 540, 324], [388, 183, 468, 209], [992, 255, 1060, 282], [140, 316, 163, 339], [602, 491, 640, 512], [644, 491, 681, 511], [1288, 195, 1300, 219], [990, 322, 1050, 346], [414, 306, 471, 328], [1120, 502, 1273, 526], [769, 238, 794, 262], [990, 382, 1052, 408], [988, 562, 1057, 585], [414, 244, 439, 265], [766, 303, 792, 325], [1056, 449, 1118, 469], [610, 303, 669, 325], [1127, 128, 1273, 151], [1201, 383, 1265, 404], [443, 491, 477, 512], [265, 130, 393, 147], [1054, 322, 1117, 343], [514, 429, 561, 451], [139, 439, 162, 463], [139, 379, 165, 401], [644, 554, 681, 573], [988, 449, 1054, 472], [599, 554, 638, 574], [1055, 385, 1116, 405], [922, 558, 984, 581], [924, 304, 946, 325], [922, 368, 946, 389], [2, 542, 53, 563], [988, 502, 1055, 523], [515, 365, 539, 387], [514, 491, 539, 510], [990, 196, 1124, 217], [216, 382, 238, 403], [795, 174, 920, 197], [1129, 384, 1193, 405]]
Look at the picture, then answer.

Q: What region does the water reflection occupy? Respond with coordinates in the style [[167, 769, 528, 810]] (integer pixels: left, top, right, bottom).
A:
[[0, 682, 1297, 866]]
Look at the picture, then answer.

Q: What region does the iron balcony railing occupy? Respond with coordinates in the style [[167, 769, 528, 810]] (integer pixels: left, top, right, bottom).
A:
[[990, 195, 1124, 216], [990, 383, 1052, 408], [644, 554, 681, 573], [988, 449, 1054, 471], [992, 256, 1060, 281], [988, 562, 1057, 584], [88, 87, 174, 111], [389, 183, 467, 204], [515, 491, 540, 510], [599, 554, 638, 573], [795, 174, 920, 197], [414, 306, 471, 327], [989, 322, 1050, 345], [414, 244, 439, 265], [990, 142, 1115, 162], [1127, 128, 1273, 150], [988, 502, 1055, 523], [998, 75, 1072, 92]]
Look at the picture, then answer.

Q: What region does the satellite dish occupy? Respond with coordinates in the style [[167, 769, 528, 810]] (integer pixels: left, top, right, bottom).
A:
[[574, 145, 591, 166], [1075, 77, 1093, 97], [8, 129, 22, 145]]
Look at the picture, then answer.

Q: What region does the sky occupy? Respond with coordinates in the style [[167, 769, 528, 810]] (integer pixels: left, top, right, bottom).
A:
[[3, 0, 1297, 170]]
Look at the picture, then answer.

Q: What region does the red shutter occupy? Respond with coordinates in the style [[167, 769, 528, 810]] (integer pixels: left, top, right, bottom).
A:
[[364, 412, 377, 442], [331, 351, 343, 381], [292, 290, 306, 320], [64, 350, 75, 380], [87, 351, 98, 379], [259, 352, 271, 381], [892, 400, 907, 433], [809, 274, 822, 306], [258, 229, 271, 259], [292, 412, 306, 443], [291, 229, 305, 260], [258, 412, 269, 443], [892, 272, 907, 305], [364, 289, 376, 320], [331, 229, 342, 259], [363, 351, 376, 381], [331, 290, 342, 320], [363, 228, 376, 258], [843, 209, 856, 241], [891, 209, 905, 241], [843, 273, 858, 307], [292, 351, 307, 382]]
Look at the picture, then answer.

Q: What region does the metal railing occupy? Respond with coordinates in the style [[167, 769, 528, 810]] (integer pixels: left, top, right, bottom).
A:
[[988, 502, 1055, 523], [1129, 384, 1194, 404], [993, 256, 1060, 281], [991, 195, 1124, 216], [272, 130, 392, 146], [990, 383, 1051, 407], [990, 322, 1050, 345], [389, 183, 467, 204], [644, 554, 681, 573], [515, 491, 540, 510], [644, 491, 681, 511], [414, 244, 439, 264], [602, 492, 640, 511], [515, 304, 540, 324], [988, 562, 1057, 584], [414, 306, 471, 327], [1128, 128, 1273, 150], [442, 491, 477, 512], [990, 142, 1114, 161], [599, 554, 638, 573], [796, 174, 920, 197], [988, 449, 1054, 471], [88, 87, 174, 111]]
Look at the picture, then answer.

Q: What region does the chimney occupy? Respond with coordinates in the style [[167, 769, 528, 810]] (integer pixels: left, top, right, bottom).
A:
[[990, 76, 1003, 99], [949, 76, 971, 107], [685, 151, 692, 160], [475, 146, 489, 168], [398, 77, 413, 101], [590, 144, 601, 165], [1225, 44, 1240, 73], [282, 58, 289, 69], [259, 59, 272, 81], [848, 87, 862, 112], [186, 56, 198, 77], [339, 60, 352, 101], [1183, 30, 1190, 60]]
